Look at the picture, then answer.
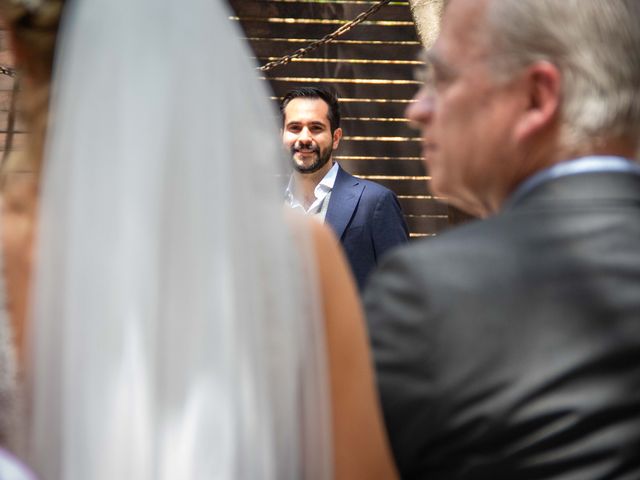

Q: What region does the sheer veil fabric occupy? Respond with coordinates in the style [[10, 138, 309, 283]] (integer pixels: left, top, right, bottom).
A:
[[27, 0, 332, 478]]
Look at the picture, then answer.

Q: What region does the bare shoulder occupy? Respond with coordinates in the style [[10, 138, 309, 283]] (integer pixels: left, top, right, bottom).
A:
[[283, 209, 346, 270]]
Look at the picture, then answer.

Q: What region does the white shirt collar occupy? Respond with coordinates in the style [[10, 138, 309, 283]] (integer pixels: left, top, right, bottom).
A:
[[285, 162, 339, 214]]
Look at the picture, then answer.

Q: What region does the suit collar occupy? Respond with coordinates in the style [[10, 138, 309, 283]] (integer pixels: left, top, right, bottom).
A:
[[506, 156, 640, 208], [324, 165, 365, 239], [504, 170, 640, 212]]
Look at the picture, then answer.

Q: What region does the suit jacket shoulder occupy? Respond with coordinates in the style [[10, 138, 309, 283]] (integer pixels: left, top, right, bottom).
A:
[[326, 165, 409, 290], [365, 171, 640, 479]]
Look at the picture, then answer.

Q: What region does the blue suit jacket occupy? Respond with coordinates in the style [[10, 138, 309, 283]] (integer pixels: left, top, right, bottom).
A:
[[325, 165, 409, 290]]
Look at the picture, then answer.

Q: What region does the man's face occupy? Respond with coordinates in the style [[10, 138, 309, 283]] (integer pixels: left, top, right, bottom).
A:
[[282, 98, 342, 174], [406, 0, 523, 216]]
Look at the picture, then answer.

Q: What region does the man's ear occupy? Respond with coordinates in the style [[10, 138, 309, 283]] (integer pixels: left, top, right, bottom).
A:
[[332, 127, 343, 149], [514, 61, 561, 143]]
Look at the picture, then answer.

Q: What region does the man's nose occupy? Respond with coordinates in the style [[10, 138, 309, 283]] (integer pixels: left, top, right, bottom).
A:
[[405, 87, 435, 129], [298, 127, 313, 143]]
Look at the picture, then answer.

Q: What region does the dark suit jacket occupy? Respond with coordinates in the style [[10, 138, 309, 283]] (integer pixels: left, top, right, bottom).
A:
[[364, 171, 640, 479], [325, 165, 409, 291]]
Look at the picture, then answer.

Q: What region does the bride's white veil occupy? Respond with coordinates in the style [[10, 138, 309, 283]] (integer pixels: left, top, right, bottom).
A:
[[26, 0, 332, 478]]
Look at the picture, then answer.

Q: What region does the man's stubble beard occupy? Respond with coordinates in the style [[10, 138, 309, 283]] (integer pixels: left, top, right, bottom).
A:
[[291, 143, 333, 174]]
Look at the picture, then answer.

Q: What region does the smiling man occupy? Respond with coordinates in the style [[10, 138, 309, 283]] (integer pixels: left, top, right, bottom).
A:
[[281, 87, 408, 291], [365, 0, 640, 478]]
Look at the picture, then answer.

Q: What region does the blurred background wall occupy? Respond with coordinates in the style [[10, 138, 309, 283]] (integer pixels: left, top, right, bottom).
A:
[[0, 2, 472, 236]]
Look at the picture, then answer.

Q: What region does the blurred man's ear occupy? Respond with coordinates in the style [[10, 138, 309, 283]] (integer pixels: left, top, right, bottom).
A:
[[514, 61, 561, 143]]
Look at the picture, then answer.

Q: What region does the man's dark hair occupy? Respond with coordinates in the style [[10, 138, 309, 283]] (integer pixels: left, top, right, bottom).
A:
[[280, 87, 341, 133]]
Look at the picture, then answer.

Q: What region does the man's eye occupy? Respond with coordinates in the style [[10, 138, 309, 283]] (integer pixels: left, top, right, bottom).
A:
[[435, 69, 453, 85], [414, 64, 431, 85], [416, 66, 443, 92]]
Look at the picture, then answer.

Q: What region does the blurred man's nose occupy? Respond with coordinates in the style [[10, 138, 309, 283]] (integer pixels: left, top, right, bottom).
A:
[[406, 87, 435, 129]]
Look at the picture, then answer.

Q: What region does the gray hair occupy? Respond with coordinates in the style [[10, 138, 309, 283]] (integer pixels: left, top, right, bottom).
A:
[[486, 0, 640, 148], [408, 0, 446, 48]]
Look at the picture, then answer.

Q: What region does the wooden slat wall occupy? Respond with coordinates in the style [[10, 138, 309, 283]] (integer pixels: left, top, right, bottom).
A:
[[228, 0, 451, 237], [1, 4, 470, 234]]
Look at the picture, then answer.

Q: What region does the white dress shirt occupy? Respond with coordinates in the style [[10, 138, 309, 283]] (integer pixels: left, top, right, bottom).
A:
[[285, 162, 339, 222]]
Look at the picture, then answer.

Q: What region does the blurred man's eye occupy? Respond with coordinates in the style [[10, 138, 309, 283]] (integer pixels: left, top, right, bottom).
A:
[[414, 63, 431, 85], [414, 63, 438, 97]]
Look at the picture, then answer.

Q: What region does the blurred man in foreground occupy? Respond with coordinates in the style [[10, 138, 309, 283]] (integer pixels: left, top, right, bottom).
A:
[[365, 0, 640, 478]]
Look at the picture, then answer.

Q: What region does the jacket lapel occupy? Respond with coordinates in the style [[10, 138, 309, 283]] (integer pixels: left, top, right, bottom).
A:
[[325, 165, 365, 239]]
